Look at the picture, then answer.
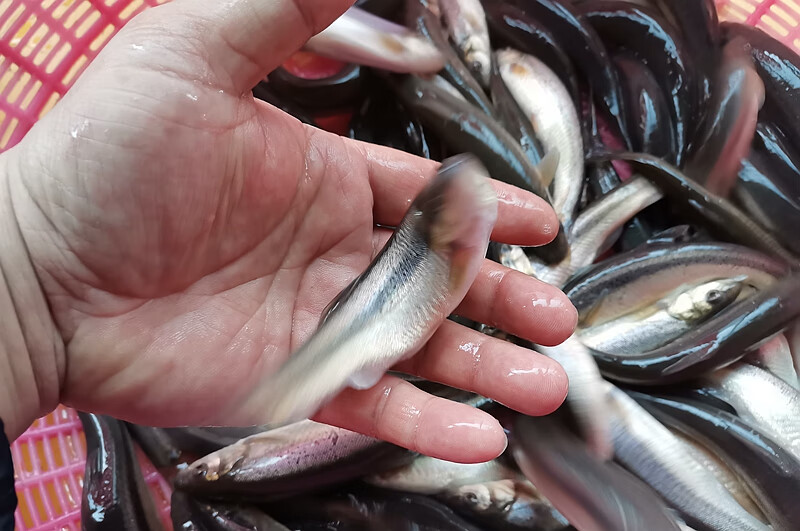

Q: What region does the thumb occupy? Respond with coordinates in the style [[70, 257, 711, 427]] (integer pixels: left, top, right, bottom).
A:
[[128, 0, 356, 93]]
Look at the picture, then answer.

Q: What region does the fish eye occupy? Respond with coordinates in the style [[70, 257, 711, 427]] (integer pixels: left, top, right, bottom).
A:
[[705, 290, 722, 304]]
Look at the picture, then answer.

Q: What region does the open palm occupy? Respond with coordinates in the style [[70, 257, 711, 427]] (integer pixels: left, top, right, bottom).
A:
[[6, 0, 576, 461]]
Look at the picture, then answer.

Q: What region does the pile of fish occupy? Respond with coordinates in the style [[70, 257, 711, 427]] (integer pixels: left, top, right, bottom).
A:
[[79, 0, 800, 529]]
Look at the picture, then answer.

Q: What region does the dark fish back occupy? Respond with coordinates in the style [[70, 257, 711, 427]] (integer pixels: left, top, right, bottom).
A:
[[79, 413, 163, 531], [579, 2, 696, 164]]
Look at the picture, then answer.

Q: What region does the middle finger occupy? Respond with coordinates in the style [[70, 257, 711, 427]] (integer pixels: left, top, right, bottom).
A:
[[393, 319, 569, 417]]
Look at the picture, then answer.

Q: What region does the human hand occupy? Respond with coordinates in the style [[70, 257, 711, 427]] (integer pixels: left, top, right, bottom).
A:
[[0, 0, 576, 462]]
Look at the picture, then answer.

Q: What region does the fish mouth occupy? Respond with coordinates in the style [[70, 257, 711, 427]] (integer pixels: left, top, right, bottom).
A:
[[185, 454, 245, 483]]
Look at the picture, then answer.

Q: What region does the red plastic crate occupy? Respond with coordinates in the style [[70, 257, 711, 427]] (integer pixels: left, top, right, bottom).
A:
[[1, 0, 797, 529]]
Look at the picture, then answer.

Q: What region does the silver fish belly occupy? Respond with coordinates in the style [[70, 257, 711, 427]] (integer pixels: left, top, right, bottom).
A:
[[706, 363, 800, 462], [606, 385, 769, 531], [497, 48, 584, 231]]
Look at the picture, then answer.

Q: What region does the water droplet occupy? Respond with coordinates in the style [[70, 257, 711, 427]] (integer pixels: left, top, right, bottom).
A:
[[186, 93, 198, 101], [131, 44, 144, 51], [69, 119, 89, 138]]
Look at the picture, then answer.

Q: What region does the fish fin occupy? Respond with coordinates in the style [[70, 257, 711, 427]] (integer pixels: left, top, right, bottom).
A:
[[537, 150, 560, 189], [347, 365, 387, 390]]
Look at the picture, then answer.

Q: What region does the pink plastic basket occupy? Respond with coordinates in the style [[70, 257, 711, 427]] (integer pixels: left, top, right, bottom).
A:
[[1, 0, 798, 530]]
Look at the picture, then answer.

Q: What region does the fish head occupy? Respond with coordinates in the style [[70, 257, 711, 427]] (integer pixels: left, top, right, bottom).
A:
[[445, 480, 518, 513], [668, 277, 744, 322], [412, 154, 498, 289]]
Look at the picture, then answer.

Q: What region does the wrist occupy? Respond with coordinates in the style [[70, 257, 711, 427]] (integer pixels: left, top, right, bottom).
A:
[[0, 149, 65, 440]]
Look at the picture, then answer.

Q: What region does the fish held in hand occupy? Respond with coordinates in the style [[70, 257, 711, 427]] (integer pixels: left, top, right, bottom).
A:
[[259, 154, 498, 425]]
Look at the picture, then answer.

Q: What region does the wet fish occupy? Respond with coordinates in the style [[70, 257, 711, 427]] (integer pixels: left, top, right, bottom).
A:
[[598, 152, 798, 264], [605, 386, 769, 531], [394, 74, 570, 264], [161, 426, 267, 458], [407, 0, 495, 115], [394, 74, 551, 201], [512, 412, 682, 531], [668, 429, 767, 523], [754, 122, 800, 188], [348, 79, 442, 159], [265, 485, 485, 531], [747, 334, 799, 390], [564, 241, 787, 326], [175, 420, 414, 500], [124, 423, 183, 470], [580, 2, 695, 163], [439, 0, 492, 87], [531, 176, 662, 288], [432, 73, 470, 102], [635, 392, 800, 530], [652, 0, 720, 106], [579, 277, 744, 355], [496, 48, 584, 230], [441, 479, 573, 531], [170, 491, 289, 531], [723, 22, 800, 154], [501, 0, 631, 149], [585, 162, 620, 199], [685, 39, 765, 198], [537, 335, 613, 460], [613, 52, 678, 162], [304, 6, 444, 73], [735, 124, 800, 256], [483, 1, 579, 103], [78, 413, 164, 531], [704, 363, 800, 462], [588, 272, 800, 385], [488, 60, 546, 167], [493, 243, 536, 277], [366, 455, 517, 494], [256, 155, 496, 423]]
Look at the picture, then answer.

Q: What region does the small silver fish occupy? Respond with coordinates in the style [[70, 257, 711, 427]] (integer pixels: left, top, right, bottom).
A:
[[670, 429, 767, 523], [705, 363, 800, 462], [442, 479, 572, 531], [439, 0, 492, 86], [606, 385, 769, 531], [366, 455, 516, 494], [531, 176, 662, 288], [305, 7, 444, 73], [495, 243, 536, 276], [538, 335, 613, 460], [746, 334, 800, 390], [432, 74, 469, 102], [257, 155, 497, 424], [579, 278, 744, 355], [496, 48, 584, 231]]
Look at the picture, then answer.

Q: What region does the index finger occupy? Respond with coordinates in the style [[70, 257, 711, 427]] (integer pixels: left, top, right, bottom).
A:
[[353, 140, 559, 247]]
